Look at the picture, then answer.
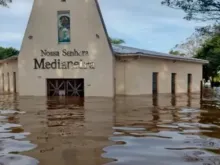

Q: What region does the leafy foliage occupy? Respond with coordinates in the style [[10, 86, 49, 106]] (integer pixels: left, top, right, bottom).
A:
[[161, 0, 220, 21], [110, 38, 125, 45], [194, 35, 220, 81], [0, 0, 12, 7], [161, 0, 220, 58], [169, 50, 186, 56], [0, 47, 19, 60], [171, 29, 209, 57]]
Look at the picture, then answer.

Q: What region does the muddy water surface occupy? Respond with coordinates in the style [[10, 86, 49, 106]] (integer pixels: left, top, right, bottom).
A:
[[1, 93, 220, 165]]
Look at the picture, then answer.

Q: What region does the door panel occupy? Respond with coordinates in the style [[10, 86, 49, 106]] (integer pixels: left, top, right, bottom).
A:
[[13, 72, 16, 93], [187, 74, 192, 93], [171, 73, 176, 94], [47, 79, 84, 97], [152, 72, 158, 94]]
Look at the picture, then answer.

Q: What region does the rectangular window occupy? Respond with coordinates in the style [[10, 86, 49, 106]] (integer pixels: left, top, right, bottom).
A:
[[152, 72, 158, 94], [171, 73, 176, 94], [187, 73, 192, 93], [58, 11, 71, 43]]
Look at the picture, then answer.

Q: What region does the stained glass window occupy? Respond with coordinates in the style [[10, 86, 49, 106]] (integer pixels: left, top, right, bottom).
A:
[[57, 11, 71, 43]]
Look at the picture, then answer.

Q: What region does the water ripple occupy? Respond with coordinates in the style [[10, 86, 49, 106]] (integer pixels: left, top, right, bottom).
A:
[[102, 93, 220, 165], [0, 105, 38, 165], [0, 154, 39, 165], [1, 93, 220, 165]]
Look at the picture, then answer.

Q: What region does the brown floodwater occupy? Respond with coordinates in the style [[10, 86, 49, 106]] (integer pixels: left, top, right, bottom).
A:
[[1, 92, 220, 165]]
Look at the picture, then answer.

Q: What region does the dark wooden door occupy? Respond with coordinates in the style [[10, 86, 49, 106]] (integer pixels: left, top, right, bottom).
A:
[[187, 74, 192, 93], [152, 72, 158, 94], [66, 79, 84, 97], [2, 73, 4, 91], [13, 72, 16, 93], [47, 79, 65, 96], [47, 79, 84, 97], [171, 73, 176, 94], [7, 72, 10, 92]]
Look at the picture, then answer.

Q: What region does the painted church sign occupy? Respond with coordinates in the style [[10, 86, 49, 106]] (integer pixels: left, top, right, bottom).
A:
[[33, 49, 95, 70], [34, 58, 95, 69], [40, 49, 89, 57]]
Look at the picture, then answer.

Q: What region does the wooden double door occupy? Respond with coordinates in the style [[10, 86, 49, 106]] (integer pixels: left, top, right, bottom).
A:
[[47, 79, 84, 97]]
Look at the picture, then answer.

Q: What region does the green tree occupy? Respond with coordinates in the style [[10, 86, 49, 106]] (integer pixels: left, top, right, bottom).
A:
[[161, 0, 220, 58], [161, 0, 220, 21], [0, 0, 12, 7], [169, 50, 186, 56], [110, 38, 125, 45], [194, 35, 220, 82], [0, 46, 19, 60], [161, 0, 220, 36], [173, 31, 209, 57]]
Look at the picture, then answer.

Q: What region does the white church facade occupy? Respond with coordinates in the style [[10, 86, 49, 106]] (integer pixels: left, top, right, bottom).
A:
[[0, 0, 208, 97]]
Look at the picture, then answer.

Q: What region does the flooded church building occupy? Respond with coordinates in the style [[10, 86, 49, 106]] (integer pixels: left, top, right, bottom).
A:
[[0, 0, 208, 97]]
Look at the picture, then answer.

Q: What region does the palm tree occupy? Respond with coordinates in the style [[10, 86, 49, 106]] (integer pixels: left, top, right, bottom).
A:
[[0, 0, 12, 7], [110, 37, 125, 45]]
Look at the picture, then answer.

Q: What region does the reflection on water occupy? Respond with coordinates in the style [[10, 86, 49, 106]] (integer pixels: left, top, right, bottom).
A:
[[0, 94, 38, 165], [1, 91, 220, 164]]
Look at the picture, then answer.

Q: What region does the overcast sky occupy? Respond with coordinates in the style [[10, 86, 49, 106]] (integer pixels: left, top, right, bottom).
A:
[[0, 0, 207, 53]]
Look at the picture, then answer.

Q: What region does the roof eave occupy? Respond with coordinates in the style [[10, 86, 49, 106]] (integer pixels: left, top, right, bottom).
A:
[[0, 55, 18, 64], [115, 53, 209, 64]]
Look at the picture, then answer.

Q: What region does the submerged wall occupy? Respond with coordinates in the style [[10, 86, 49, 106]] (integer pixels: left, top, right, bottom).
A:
[[18, 0, 114, 97], [115, 57, 203, 95], [0, 59, 18, 93], [0, 55, 203, 96]]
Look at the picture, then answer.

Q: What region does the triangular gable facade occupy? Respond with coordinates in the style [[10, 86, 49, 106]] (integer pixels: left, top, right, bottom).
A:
[[18, 0, 114, 97]]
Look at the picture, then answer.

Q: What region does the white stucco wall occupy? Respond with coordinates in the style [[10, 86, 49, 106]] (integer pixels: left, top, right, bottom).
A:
[[0, 60, 18, 93], [18, 0, 114, 97], [115, 57, 203, 95]]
